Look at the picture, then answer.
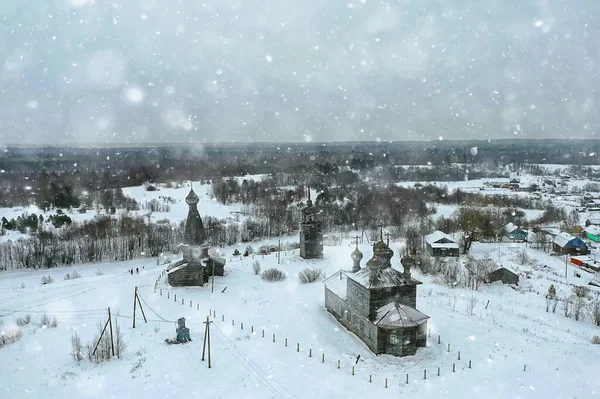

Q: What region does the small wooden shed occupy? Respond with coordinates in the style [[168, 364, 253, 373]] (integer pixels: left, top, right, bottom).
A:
[[488, 267, 519, 285]]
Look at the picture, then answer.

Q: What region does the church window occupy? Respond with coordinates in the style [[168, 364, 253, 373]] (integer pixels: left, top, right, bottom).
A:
[[389, 334, 399, 344]]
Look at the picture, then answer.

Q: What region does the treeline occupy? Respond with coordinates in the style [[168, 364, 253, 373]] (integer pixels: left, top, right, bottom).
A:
[[0, 214, 183, 270], [5, 140, 600, 208]]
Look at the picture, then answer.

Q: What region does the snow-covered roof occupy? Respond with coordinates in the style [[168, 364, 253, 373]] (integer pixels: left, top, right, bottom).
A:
[[323, 270, 347, 300], [541, 227, 561, 236], [504, 223, 518, 233], [432, 242, 460, 249], [553, 232, 576, 247], [587, 215, 600, 225], [584, 225, 600, 236], [424, 230, 457, 246], [374, 302, 429, 328], [348, 267, 421, 289], [166, 261, 188, 274]]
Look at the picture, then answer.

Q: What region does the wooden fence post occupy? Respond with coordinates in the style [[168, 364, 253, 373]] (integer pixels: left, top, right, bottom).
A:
[[458, 351, 461, 360], [322, 353, 325, 363], [453, 363, 456, 372]]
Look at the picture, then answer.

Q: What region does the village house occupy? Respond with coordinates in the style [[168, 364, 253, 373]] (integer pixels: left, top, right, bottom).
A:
[[586, 215, 600, 227], [424, 230, 459, 257], [166, 188, 226, 286], [583, 192, 600, 201], [324, 236, 429, 357], [583, 225, 600, 243], [552, 232, 588, 255], [503, 223, 528, 241]]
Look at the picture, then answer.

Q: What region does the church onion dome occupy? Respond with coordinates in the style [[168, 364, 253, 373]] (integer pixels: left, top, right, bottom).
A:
[[185, 188, 199, 205], [373, 240, 394, 261], [351, 247, 363, 262]]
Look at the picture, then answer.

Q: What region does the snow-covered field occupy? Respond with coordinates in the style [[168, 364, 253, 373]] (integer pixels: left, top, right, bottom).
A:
[[1, 173, 600, 398], [1, 240, 600, 397]]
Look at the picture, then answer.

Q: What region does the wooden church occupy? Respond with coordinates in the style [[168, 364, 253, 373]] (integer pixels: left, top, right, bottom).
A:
[[299, 189, 323, 259], [166, 187, 226, 286], [324, 234, 429, 357]]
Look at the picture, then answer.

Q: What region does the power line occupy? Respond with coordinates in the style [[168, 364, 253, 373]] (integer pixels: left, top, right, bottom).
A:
[[114, 314, 174, 324], [136, 291, 176, 323]]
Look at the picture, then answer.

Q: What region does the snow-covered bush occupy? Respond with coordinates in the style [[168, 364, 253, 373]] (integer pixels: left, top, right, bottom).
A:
[[592, 335, 600, 345], [572, 286, 589, 298], [41, 275, 54, 285], [1, 325, 22, 347], [95, 269, 104, 276], [16, 314, 31, 327], [252, 261, 261, 275], [86, 319, 126, 363], [39, 313, 51, 327], [262, 268, 286, 282], [71, 330, 83, 362], [39, 313, 58, 328], [298, 268, 323, 283], [64, 269, 81, 280]]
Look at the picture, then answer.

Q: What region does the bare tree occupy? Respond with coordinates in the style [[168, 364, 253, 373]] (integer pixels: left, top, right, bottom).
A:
[[465, 257, 496, 290], [562, 296, 572, 318], [588, 299, 600, 326], [466, 295, 478, 316], [572, 295, 586, 321], [71, 330, 83, 362]]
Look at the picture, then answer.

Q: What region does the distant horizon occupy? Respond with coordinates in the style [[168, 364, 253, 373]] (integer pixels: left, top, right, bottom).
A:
[[3, 137, 599, 149]]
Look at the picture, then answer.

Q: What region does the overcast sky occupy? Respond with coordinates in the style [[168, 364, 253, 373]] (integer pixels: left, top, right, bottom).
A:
[[0, 0, 599, 146]]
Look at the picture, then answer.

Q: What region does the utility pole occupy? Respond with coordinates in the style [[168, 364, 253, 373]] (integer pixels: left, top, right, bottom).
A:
[[133, 286, 137, 328], [202, 316, 213, 368], [278, 239, 281, 265], [211, 261, 215, 294], [132, 286, 147, 328], [108, 307, 114, 356], [565, 254, 568, 279]]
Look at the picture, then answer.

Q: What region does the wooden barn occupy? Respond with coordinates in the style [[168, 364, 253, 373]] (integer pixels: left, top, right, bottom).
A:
[[424, 231, 459, 257], [552, 232, 588, 255], [488, 267, 519, 285]]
